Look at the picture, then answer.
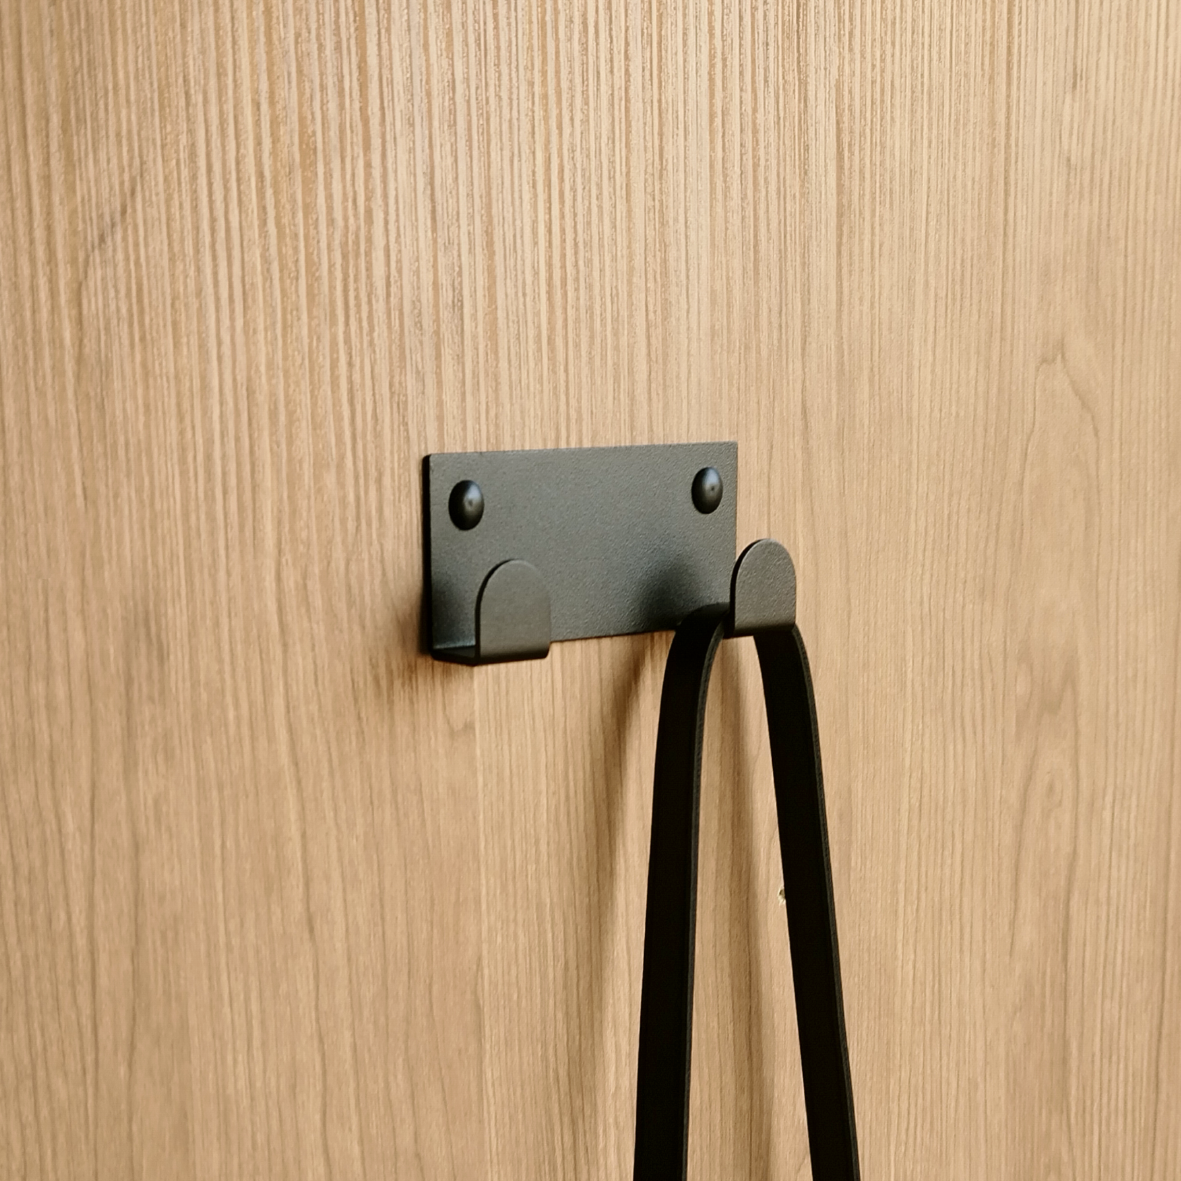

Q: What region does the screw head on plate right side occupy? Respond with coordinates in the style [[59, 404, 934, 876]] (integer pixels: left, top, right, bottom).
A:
[[691, 467, 723, 514]]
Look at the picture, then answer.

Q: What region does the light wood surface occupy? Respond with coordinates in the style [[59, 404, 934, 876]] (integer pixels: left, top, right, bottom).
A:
[[3, 1, 1179, 1177]]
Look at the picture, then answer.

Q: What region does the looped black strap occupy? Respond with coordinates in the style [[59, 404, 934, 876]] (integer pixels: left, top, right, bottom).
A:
[[633, 608, 860, 1180]]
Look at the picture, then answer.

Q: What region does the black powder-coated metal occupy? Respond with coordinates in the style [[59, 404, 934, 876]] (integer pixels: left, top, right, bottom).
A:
[[423, 443, 737, 663], [690, 466, 724, 514], [475, 560, 551, 662], [448, 479, 485, 530], [418, 446, 859, 1175]]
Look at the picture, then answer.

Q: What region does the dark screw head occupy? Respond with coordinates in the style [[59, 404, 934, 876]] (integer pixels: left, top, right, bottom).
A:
[[691, 467, 723, 514], [449, 479, 485, 530]]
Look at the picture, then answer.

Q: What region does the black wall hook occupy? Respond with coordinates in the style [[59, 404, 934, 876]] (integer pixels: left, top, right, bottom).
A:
[[423, 443, 737, 662], [422, 445, 859, 1177]]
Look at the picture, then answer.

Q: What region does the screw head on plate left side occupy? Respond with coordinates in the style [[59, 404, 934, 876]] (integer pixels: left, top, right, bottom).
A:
[[449, 479, 485, 530]]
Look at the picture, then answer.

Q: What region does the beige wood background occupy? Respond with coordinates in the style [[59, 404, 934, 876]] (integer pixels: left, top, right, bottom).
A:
[[3, 0, 1180, 1177]]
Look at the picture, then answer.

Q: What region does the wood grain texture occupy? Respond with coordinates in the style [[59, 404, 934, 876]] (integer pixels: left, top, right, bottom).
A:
[[2, 0, 1180, 1177]]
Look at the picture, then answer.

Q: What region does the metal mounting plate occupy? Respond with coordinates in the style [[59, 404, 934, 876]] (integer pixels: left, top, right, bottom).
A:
[[424, 443, 737, 662]]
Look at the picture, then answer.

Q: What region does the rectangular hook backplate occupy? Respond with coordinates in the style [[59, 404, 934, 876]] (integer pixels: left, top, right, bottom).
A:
[[423, 443, 737, 662]]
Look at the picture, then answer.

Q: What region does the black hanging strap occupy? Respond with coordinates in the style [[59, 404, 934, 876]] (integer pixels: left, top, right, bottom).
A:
[[633, 609, 860, 1180]]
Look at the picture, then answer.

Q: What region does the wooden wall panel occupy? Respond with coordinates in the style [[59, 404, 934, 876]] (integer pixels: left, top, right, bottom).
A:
[[2, 0, 1178, 1177]]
